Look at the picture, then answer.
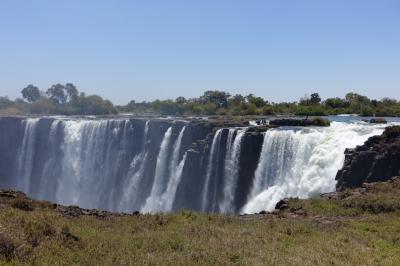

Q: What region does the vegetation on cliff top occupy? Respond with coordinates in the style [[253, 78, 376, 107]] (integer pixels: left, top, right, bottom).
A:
[[1, 85, 400, 116], [0, 83, 117, 115], [1, 177, 400, 265], [120, 90, 400, 117]]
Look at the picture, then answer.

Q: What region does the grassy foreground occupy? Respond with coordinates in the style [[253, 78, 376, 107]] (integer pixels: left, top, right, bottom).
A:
[[1, 179, 400, 265]]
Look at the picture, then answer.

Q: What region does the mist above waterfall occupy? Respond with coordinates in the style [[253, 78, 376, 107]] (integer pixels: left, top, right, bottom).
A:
[[0, 116, 394, 214]]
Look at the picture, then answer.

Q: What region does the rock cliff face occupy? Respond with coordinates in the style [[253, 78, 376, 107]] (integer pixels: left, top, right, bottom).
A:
[[336, 126, 400, 191]]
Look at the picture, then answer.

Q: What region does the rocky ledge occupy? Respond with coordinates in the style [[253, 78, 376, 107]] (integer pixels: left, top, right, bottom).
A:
[[269, 117, 330, 127], [336, 126, 400, 190], [0, 189, 135, 218], [362, 118, 388, 124]]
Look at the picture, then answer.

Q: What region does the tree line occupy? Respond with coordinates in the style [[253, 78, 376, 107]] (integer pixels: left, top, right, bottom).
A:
[[120, 90, 400, 117], [0, 83, 117, 115], [1, 85, 400, 116]]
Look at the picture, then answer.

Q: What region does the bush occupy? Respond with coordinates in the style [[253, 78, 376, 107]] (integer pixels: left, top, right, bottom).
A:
[[313, 117, 331, 127], [294, 106, 328, 116], [0, 233, 17, 261], [262, 106, 275, 115], [24, 220, 55, 246], [11, 195, 34, 211], [61, 225, 79, 242]]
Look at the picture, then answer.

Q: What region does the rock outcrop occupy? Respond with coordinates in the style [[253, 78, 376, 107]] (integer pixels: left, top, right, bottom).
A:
[[336, 126, 400, 191], [362, 118, 387, 124], [269, 117, 330, 127]]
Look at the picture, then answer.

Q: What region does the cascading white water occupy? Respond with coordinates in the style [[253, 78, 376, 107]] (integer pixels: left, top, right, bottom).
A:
[[37, 120, 61, 199], [159, 126, 187, 212], [118, 121, 150, 212], [201, 129, 223, 212], [56, 120, 124, 207], [12, 118, 193, 213], [16, 118, 39, 193], [50, 119, 136, 210], [141, 127, 173, 213], [168, 127, 186, 182], [241, 122, 388, 213], [219, 128, 246, 213], [161, 152, 187, 211], [8, 116, 398, 214]]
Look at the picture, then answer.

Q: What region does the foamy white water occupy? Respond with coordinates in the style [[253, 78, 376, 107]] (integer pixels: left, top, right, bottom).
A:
[[118, 121, 150, 212], [201, 129, 223, 212], [16, 118, 39, 193], [241, 122, 388, 213], [7, 117, 398, 214], [220, 128, 246, 213], [142, 127, 173, 213]]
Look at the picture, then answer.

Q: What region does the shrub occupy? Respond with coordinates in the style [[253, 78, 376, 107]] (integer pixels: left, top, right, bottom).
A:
[[61, 226, 79, 242], [11, 195, 34, 211], [24, 220, 55, 246], [313, 117, 331, 127], [0, 233, 16, 261], [262, 106, 275, 115]]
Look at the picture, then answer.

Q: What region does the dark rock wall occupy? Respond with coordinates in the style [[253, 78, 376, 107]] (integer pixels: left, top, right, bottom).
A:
[[0, 117, 24, 188], [336, 126, 400, 190]]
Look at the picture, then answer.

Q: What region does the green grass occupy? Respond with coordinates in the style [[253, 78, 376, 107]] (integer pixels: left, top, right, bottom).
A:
[[1, 207, 400, 265], [2, 179, 400, 265]]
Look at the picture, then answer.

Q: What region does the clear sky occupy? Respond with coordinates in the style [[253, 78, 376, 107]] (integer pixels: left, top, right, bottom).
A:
[[1, 0, 399, 104]]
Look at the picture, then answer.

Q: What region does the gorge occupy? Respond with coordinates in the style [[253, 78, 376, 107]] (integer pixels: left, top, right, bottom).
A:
[[0, 116, 394, 214]]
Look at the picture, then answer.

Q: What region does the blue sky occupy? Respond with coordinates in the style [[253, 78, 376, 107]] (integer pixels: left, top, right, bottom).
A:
[[1, 0, 399, 104]]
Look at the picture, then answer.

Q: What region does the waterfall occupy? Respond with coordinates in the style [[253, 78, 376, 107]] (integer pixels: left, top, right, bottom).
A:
[[37, 120, 61, 200], [118, 121, 150, 212], [141, 127, 173, 213], [242, 122, 387, 213], [3, 116, 395, 214], [161, 152, 187, 211], [55, 119, 131, 208], [56, 120, 109, 207], [16, 118, 39, 193], [219, 128, 246, 213], [201, 129, 223, 212], [160, 126, 187, 212]]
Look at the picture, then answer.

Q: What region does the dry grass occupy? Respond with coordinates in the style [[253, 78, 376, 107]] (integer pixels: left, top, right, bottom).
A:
[[0, 207, 399, 265], [11, 195, 34, 211], [1, 181, 400, 265]]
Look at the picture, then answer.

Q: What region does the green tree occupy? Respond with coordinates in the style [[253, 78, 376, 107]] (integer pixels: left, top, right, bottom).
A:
[[246, 94, 266, 108], [381, 97, 397, 105], [229, 94, 246, 107], [299, 94, 310, 106], [65, 83, 79, 104], [21, 84, 41, 102], [199, 90, 230, 108], [47, 84, 67, 104], [175, 96, 186, 105], [0, 96, 12, 109], [324, 97, 347, 108], [77, 95, 116, 115], [345, 92, 370, 105], [310, 93, 321, 104]]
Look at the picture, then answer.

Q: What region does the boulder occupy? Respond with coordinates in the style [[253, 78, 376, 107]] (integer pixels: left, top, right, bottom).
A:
[[275, 199, 289, 210]]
